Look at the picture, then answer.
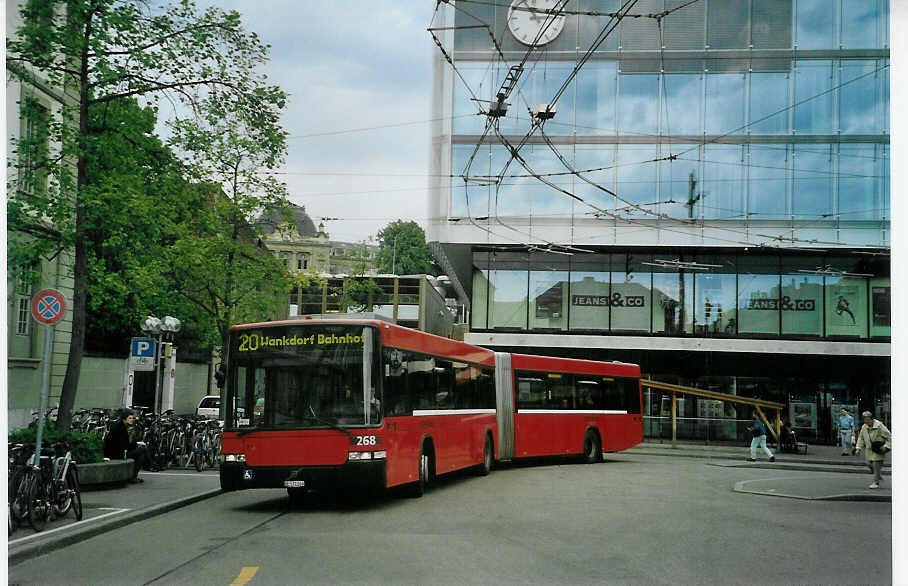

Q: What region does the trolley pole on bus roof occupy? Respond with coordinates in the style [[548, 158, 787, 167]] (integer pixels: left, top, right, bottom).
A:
[[30, 289, 68, 466]]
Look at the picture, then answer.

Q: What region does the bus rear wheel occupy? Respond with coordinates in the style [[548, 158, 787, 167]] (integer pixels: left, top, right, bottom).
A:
[[476, 433, 493, 476], [583, 430, 601, 464]]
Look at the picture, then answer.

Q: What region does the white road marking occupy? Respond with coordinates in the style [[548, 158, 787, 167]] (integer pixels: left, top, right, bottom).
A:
[[9, 508, 131, 545]]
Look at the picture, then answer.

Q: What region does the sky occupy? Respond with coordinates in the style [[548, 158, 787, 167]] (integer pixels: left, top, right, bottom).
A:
[[193, 1, 440, 244]]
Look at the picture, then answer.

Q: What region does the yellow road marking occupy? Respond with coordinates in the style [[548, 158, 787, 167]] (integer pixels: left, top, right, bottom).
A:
[[230, 566, 259, 586]]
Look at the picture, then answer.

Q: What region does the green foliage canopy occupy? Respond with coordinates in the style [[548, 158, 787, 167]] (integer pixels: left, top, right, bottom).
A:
[[375, 220, 435, 276], [7, 0, 291, 429]]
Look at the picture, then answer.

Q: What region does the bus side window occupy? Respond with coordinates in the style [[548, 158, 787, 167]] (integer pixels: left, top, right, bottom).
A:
[[383, 348, 408, 416], [547, 373, 572, 410], [516, 371, 547, 409], [624, 378, 641, 413], [480, 368, 495, 409], [434, 360, 454, 410], [576, 377, 601, 409], [602, 377, 624, 411]]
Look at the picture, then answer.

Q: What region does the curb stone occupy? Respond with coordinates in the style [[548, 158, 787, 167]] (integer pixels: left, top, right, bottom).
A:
[[8, 488, 223, 567], [733, 479, 891, 502]]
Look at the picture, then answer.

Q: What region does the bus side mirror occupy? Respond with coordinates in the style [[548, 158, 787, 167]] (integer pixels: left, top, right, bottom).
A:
[[214, 363, 226, 389]]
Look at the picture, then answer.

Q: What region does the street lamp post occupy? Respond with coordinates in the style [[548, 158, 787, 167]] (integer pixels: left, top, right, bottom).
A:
[[141, 315, 181, 414]]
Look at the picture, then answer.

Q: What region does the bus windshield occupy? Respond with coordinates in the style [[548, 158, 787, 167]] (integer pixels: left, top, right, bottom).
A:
[[226, 324, 381, 430]]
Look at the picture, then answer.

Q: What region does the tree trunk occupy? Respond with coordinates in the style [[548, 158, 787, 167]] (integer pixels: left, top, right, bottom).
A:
[[56, 11, 94, 431]]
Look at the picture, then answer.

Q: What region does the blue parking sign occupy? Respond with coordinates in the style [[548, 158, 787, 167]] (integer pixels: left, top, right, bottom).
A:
[[131, 337, 156, 358]]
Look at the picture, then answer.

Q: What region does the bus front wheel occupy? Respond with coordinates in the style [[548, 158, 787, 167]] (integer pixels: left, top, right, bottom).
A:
[[408, 445, 431, 498], [583, 430, 601, 464]]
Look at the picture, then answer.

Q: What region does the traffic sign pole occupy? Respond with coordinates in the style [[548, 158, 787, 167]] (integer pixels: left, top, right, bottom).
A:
[[30, 289, 67, 467], [33, 325, 53, 466]]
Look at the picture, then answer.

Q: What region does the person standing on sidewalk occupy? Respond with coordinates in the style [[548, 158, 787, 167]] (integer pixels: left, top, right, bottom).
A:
[[855, 410, 890, 489], [748, 412, 775, 463], [837, 408, 855, 456]]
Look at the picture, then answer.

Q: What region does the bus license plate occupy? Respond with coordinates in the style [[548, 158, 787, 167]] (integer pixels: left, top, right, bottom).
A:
[[283, 480, 305, 488]]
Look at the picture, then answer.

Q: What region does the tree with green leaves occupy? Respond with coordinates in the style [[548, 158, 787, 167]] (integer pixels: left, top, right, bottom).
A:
[[159, 93, 291, 353], [375, 220, 435, 276], [82, 98, 210, 353], [7, 0, 288, 430]]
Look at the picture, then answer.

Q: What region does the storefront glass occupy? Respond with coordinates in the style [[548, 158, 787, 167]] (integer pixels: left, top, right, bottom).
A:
[[610, 253, 651, 333], [529, 252, 569, 331], [651, 263, 693, 335], [780, 257, 824, 337], [694, 256, 736, 336], [825, 275, 868, 338], [737, 256, 780, 335], [568, 253, 610, 331], [870, 278, 891, 338], [487, 251, 528, 329]]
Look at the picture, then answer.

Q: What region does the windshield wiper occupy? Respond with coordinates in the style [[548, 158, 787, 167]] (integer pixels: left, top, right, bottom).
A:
[[305, 405, 352, 438]]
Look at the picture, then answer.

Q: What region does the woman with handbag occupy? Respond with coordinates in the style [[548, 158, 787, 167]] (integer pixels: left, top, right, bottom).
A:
[[855, 410, 891, 489], [747, 412, 776, 463]]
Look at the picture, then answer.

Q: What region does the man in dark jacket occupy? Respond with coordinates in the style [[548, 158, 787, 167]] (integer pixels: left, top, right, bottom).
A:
[[103, 409, 148, 483]]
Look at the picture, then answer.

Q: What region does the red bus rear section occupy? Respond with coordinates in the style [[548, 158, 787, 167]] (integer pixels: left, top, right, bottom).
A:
[[501, 353, 643, 461], [218, 317, 642, 499]]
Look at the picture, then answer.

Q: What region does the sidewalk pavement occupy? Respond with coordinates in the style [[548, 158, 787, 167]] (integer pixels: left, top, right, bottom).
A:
[[626, 440, 892, 502], [8, 467, 222, 566]]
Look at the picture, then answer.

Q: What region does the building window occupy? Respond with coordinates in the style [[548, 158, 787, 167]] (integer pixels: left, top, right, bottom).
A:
[[18, 98, 50, 195], [17, 298, 30, 336], [298, 256, 308, 270], [15, 266, 34, 336]]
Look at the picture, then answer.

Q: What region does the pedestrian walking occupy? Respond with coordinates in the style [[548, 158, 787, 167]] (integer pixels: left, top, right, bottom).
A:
[[837, 408, 855, 456], [854, 410, 890, 489], [747, 412, 775, 462]]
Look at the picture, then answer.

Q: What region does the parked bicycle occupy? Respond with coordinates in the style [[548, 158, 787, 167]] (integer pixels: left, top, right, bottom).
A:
[[188, 418, 222, 471], [8, 440, 83, 533]]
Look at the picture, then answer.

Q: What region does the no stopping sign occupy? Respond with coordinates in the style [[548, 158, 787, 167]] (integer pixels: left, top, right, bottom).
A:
[[32, 289, 67, 326]]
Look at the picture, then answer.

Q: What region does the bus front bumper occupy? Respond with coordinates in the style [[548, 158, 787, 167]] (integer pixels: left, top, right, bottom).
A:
[[220, 460, 386, 492]]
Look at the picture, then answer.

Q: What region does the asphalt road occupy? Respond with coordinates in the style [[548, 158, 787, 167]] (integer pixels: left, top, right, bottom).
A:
[[9, 453, 891, 585]]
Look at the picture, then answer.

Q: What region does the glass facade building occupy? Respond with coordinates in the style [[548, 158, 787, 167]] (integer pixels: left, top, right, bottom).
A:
[[428, 0, 890, 443]]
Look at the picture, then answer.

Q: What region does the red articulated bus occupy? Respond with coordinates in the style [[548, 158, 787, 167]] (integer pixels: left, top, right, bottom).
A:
[[218, 316, 642, 500]]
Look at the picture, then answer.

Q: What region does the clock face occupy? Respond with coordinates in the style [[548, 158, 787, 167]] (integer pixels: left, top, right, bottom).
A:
[[507, 0, 566, 46]]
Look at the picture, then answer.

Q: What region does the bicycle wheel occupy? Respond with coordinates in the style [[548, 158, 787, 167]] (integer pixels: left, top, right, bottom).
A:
[[169, 432, 183, 468], [207, 434, 219, 468], [53, 465, 77, 517], [67, 467, 82, 521], [10, 466, 30, 524], [181, 434, 193, 468], [209, 432, 221, 468], [26, 469, 50, 532], [194, 437, 203, 472]]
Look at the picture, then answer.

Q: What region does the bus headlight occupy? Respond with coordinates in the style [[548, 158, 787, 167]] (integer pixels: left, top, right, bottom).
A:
[[221, 453, 246, 463]]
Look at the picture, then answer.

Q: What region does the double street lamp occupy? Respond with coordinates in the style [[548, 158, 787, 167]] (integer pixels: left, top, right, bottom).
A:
[[141, 315, 181, 413]]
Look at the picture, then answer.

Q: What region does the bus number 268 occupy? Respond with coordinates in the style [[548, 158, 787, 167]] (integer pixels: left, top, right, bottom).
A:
[[352, 435, 379, 446]]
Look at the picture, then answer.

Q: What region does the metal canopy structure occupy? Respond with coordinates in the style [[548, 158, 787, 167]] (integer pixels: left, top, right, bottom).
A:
[[640, 379, 784, 447]]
